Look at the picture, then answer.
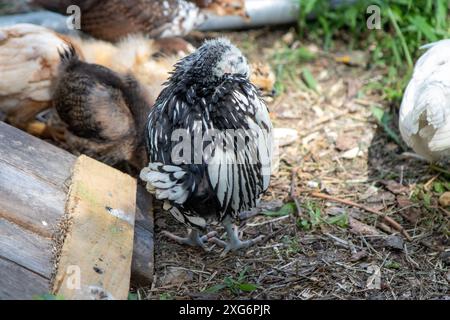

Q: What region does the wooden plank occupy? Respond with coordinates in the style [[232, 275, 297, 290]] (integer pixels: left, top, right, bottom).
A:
[[0, 121, 76, 189], [0, 257, 49, 300], [0, 160, 67, 238], [52, 155, 136, 300], [131, 185, 154, 286], [0, 121, 154, 295], [0, 217, 53, 278]]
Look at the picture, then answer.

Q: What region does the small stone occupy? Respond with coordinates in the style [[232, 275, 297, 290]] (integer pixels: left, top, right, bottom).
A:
[[306, 181, 319, 189], [350, 250, 368, 262], [161, 267, 193, 286], [282, 31, 295, 45], [441, 251, 450, 266], [439, 192, 450, 207], [335, 134, 358, 151], [385, 234, 404, 251], [340, 147, 363, 159], [382, 180, 409, 195]]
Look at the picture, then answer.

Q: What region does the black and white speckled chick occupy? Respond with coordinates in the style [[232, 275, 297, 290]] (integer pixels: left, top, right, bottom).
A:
[[140, 38, 273, 254]]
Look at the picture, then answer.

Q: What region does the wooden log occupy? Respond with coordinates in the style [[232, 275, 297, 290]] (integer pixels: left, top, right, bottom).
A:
[[0, 121, 154, 299]]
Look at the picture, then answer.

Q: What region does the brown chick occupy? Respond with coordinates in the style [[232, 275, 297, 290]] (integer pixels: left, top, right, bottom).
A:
[[72, 34, 183, 105], [53, 46, 150, 167], [250, 62, 276, 97], [33, 0, 204, 42]]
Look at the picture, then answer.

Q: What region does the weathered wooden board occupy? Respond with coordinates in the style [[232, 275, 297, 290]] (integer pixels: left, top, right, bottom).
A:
[[0, 218, 53, 278], [0, 160, 67, 238], [132, 185, 154, 286], [0, 119, 76, 188], [0, 257, 49, 300], [0, 121, 154, 299], [52, 156, 137, 300]]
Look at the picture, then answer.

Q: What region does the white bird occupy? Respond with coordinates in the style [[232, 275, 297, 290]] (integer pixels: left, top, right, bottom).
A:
[[399, 39, 450, 162]]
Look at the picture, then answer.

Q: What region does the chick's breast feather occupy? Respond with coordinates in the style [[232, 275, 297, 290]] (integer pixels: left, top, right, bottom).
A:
[[140, 38, 273, 230]]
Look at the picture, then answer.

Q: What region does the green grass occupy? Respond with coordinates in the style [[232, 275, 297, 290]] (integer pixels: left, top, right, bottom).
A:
[[271, 46, 317, 95], [296, 0, 450, 103], [261, 202, 296, 217], [204, 267, 258, 296], [33, 293, 65, 300], [370, 106, 405, 148]]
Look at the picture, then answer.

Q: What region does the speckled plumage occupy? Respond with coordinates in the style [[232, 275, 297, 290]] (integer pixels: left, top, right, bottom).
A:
[[140, 39, 273, 240], [53, 46, 150, 166]]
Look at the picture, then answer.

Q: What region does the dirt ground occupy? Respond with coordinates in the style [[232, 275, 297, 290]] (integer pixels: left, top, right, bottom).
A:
[[138, 29, 449, 300]]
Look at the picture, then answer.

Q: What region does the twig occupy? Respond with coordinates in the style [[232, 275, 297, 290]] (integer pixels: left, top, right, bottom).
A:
[[309, 192, 412, 241], [424, 174, 440, 191], [246, 215, 290, 227], [260, 225, 291, 245], [290, 166, 303, 218], [430, 164, 450, 177], [299, 110, 351, 139], [438, 206, 450, 218]]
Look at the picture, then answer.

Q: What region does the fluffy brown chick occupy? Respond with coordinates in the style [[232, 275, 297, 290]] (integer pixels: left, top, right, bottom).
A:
[[53, 46, 150, 167], [72, 35, 184, 104], [250, 62, 276, 97], [33, 0, 203, 42]]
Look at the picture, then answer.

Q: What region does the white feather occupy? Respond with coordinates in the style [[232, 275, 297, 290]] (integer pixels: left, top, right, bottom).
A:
[[140, 163, 190, 205], [399, 39, 450, 161]]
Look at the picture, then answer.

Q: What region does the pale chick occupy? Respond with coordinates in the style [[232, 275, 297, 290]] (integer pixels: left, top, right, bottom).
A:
[[0, 23, 74, 129], [72, 35, 188, 104], [399, 39, 450, 162]]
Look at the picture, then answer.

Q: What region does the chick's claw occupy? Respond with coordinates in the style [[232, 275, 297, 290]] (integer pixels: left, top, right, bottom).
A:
[[162, 229, 219, 251], [209, 224, 265, 256]]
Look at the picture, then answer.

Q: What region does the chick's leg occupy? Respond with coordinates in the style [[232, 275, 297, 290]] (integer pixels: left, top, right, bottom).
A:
[[162, 229, 217, 251], [209, 216, 264, 256]]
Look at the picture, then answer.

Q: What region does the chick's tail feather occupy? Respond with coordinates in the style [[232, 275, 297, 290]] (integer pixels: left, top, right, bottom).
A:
[[140, 162, 208, 229], [140, 162, 191, 205], [58, 44, 80, 70]]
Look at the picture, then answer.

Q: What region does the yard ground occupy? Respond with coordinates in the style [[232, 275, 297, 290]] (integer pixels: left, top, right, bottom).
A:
[[140, 29, 449, 300]]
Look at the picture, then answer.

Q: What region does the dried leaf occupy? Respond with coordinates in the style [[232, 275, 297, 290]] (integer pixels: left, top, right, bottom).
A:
[[382, 180, 409, 195], [366, 265, 381, 290], [349, 217, 381, 236], [335, 134, 358, 151]]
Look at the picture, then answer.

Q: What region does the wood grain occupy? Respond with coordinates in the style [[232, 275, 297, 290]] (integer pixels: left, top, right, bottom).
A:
[[0, 122, 154, 299], [0, 257, 49, 300], [52, 155, 137, 300], [0, 121, 76, 189], [0, 217, 53, 278], [0, 159, 67, 238], [131, 185, 154, 286]]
